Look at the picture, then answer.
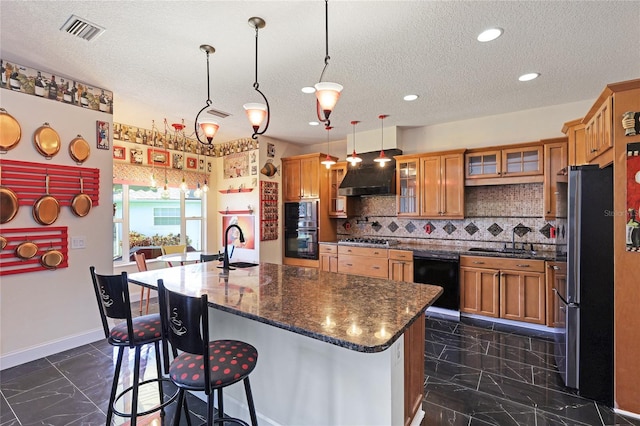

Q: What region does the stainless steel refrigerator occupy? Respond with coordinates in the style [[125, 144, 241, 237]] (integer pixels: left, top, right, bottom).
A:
[[554, 164, 614, 405]]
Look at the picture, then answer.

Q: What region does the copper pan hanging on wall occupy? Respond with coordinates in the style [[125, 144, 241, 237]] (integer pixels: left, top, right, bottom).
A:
[[70, 175, 92, 217], [40, 246, 64, 269], [68, 134, 90, 164], [32, 172, 60, 225], [33, 122, 61, 159], [15, 240, 38, 260], [0, 108, 22, 153], [0, 236, 7, 250], [0, 165, 19, 224]]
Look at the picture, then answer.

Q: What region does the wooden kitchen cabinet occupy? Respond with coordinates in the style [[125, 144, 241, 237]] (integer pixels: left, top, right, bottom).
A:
[[283, 153, 335, 201], [389, 249, 413, 282], [460, 256, 546, 324], [562, 118, 587, 166], [319, 243, 338, 272], [403, 316, 425, 426], [328, 162, 351, 218], [543, 138, 568, 220], [337, 245, 388, 279], [465, 143, 543, 185], [420, 152, 464, 219], [545, 261, 567, 327], [583, 95, 613, 165], [395, 150, 464, 219]]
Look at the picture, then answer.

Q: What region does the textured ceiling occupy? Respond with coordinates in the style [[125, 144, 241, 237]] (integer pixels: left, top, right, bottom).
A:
[[1, 1, 639, 146]]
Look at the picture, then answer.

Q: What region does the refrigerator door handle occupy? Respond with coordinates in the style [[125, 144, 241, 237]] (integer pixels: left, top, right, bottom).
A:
[[553, 287, 580, 308]]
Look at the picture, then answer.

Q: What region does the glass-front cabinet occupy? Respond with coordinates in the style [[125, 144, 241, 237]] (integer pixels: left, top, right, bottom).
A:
[[396, 155, 420, 216], [466, 150, 500, 178], [465, 144, 542, 181], [329, 162, 350, 218], [501, 146, 543, 177]]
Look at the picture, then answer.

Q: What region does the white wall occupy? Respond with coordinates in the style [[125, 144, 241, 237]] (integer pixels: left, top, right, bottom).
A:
[[0, 89, 113, 369]]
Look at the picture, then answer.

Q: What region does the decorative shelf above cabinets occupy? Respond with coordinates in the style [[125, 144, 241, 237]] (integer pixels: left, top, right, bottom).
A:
[[218, 187, 254, 194]]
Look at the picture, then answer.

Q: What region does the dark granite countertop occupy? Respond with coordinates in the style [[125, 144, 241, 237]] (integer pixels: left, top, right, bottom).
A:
[[128, 262, 443, 353], [323, 240, 566, 262]]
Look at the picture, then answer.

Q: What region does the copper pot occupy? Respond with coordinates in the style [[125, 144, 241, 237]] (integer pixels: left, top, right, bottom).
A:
[[32, 173, 60, 225]]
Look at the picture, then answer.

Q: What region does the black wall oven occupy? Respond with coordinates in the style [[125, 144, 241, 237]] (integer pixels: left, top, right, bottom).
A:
[[284, 200, 319, 260]]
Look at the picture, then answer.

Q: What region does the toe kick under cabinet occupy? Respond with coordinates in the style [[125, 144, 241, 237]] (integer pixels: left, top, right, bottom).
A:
[[460, 256, 546, 325]]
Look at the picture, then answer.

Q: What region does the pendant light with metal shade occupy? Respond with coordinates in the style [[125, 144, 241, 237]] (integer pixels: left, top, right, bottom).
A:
[[373, 114, 391, 167], [244, 17, 270, 139], [314, 0, 343, 127], [346, 120, 362, 165], [194, 44, 220, 145], [320, 126, 336, 169]]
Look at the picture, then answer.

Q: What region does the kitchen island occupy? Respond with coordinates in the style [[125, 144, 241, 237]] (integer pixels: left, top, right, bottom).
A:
[[128, 262, 442, 426]]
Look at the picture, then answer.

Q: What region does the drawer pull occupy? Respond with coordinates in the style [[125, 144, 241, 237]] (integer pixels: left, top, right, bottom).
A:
[[472, 261, 485, 265], [373, 251, 379, 255], [549, 265, 560, 270], [516, 264, 530, 268], [372, 266, 380, 269], [346, 263, 353, 267]]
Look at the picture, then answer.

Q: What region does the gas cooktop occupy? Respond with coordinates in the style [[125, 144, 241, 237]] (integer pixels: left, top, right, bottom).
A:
[[337, 238, 399, 247]]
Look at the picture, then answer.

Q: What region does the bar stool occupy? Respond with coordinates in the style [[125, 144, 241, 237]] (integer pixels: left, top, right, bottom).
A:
[[133, 252, 151, 315], [161, 244, 186, 267], [89, 267, 176, 425], [157, 279, 259, 426]]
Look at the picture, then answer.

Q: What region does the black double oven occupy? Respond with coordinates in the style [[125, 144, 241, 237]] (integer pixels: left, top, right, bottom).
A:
[[284, 200, 319, 260]]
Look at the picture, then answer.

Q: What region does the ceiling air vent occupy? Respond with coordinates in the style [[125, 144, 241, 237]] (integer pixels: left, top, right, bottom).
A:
[[60, 15, 105, 42], [207, 108, 231, 119]]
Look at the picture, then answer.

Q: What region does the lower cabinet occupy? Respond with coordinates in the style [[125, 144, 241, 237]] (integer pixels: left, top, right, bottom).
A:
[[403, 316, 425, 426], [389, 249, 414, 282], [460, 256, 546, 324], [337, 245, 389, 278], [319, 243, 338, 272], [545, 261, 567, 327]]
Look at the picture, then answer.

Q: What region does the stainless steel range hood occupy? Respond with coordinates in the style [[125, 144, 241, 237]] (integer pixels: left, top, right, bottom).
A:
[[338, 149, 402, 196]]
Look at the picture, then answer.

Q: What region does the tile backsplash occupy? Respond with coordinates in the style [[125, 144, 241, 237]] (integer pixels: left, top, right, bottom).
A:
[[337, 183, 564, 252]]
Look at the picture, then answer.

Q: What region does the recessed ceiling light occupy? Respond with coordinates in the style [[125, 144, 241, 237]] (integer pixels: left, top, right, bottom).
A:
[[301, 86, 316, 94], [309, 121, 320, 126], [403, 94, 419, 101], [477, 28, 503, 42], [518, 72, 540, 82]]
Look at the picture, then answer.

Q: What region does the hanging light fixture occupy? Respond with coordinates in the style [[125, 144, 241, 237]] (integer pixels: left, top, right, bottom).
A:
[[194, 44, 220, 145], [346, 120, 362, 166], [149, 119, 157, 188], [244, 17, 270, 139], [194, 147, 203, 198], [373, 114, 391, 167], [161, 119, 171, 199], [321, 125, 336, 169], [314, 0, 343, 127]]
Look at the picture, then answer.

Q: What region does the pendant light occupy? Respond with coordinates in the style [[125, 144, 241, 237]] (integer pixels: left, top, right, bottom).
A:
[[314, 0, 343, 127], [194, 44, 220, 145], [320, 125, 336, 169], [194, 147, 203, 198], [346, 120, 362, 166], [149, 119, 157, 188], [244, 17, 270, 139], [373, 114, 391, 167]]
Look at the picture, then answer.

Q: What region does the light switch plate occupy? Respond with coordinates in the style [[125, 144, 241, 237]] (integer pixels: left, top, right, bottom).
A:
[[71, 236, 86, 249]]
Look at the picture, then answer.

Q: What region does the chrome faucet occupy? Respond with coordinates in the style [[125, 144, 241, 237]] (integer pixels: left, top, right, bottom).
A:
[[220, 224, 245, 271], [512, 225, 532, 252]]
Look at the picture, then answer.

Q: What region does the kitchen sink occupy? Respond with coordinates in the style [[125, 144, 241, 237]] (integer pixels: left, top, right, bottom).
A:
[[468, 247, 537, 255], [228, 262, 259, 268], [468, 247, 501, 253]]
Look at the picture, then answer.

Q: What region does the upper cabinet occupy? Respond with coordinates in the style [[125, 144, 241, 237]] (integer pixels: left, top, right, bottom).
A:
[[282, 153, 335, 202], [583, 95, 613, 165], [562, 118, 587, 166], [543, 138, 568, 220], [395, 150, 465, 219], [465, 143, 543, 186], [328, 162, 352, 218]]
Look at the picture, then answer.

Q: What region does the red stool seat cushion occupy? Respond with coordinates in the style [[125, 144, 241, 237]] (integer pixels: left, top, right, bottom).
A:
[[109, 314, 162, 345], [170, 340, 258, 389]]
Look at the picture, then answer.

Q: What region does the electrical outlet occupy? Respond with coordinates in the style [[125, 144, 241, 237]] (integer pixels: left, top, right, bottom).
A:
[[71, 236, 86, 249]]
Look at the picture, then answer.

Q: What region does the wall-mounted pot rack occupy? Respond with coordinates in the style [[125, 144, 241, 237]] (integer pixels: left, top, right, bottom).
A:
[[0, 159, 100, 207], [0, 226, 68, 276]]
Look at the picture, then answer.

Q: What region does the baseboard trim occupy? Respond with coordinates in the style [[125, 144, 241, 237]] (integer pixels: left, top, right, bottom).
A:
[[0, 328, 104, 371], [615, 408, 640, 420]]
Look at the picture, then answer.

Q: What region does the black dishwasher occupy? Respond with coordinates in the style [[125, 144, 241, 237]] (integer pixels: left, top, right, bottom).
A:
[[413, 250, 460, 310]]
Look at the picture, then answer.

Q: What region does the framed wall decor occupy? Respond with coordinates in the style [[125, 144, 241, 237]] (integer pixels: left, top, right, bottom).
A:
[[148, 148, 170, 167], [186, 156, 197, 170], [130, 148, 143, 164], [172, 153, 183, 169], [113, 145, 125, 160], [97, 121, 110, 150]]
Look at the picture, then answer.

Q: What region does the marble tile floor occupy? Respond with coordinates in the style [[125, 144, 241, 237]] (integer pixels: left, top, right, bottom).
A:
[[2, 305, 640, 426]]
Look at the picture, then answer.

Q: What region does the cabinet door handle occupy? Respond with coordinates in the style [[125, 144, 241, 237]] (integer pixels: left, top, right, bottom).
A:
[[516, 264, 530, 268], [472, 261, 485, 265], [373, 251, 379, 255], [372, 266, 380, 270], [346, 249, 352, 253], [549, 265, 559, 270], [345, 263, 353, 267]]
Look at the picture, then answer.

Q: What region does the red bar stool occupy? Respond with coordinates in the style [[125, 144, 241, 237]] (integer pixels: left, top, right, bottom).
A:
[[157, 278, 259, 426], [89, 267, 176, 425]]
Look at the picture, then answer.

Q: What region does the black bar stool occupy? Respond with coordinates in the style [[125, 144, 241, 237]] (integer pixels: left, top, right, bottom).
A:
[[157, 278, 259, 426], [89, 267, 177, 425]]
